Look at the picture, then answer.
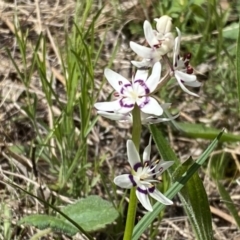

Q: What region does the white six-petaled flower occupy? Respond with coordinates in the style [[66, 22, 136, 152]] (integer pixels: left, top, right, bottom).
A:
[[171, 28, 201, 97], [130, 16, 174, 68], [94, 62, 163, 116], [96, 103, 179, 124], [114, 138, 174, 212]]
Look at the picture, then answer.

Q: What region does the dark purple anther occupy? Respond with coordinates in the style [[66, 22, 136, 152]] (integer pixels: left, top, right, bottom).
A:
[[187, 66, 193, 74]]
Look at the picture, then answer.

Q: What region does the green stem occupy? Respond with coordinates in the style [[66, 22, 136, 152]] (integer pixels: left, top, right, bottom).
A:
[[123, 105, 142, 240]]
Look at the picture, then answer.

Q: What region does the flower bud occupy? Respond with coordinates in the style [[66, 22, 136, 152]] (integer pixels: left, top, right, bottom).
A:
[[154, 15, 172, 35]]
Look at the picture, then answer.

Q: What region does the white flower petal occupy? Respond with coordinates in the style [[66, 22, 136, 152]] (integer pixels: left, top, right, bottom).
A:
[[176, 79, 199, 97], [137, 97, 163, 116], [155, 161, 174, 177], [127, 140, 141, 170], [94, 100, 122, 112], [136, 187, 153, 211], [154, 16, 172, 35], [149, 189, 173, 205], [175, 70, 197, 82], [97, 111, 131, 122], [143, 136, 152, 163], [130, 41, 153, 59], [144, 20, 159, 47], [131, 60, 152, 68], [175, 73, 199, 97], [114, 174, 134, 188], [117, 98, 135, 114], [183, 80, 201, 87], [144, 113, 179, 124], [145, 62, 161, 92], [104, 68, 130, 92], [134, 69, 149, 82], [173, 28, 181, 66]]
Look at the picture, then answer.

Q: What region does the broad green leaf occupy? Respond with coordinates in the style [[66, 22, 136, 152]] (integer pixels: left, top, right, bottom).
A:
[[7, 181, 93, 239], [61, 195, 119, 232], [176, 122, 240, 142], [19, 196, 119, 236], [223, 22, 239, 40], [237, 19, 240, 110], [132, 126, 223, 240], [173, 158, 213, 240], [19, 215, 77, 236]]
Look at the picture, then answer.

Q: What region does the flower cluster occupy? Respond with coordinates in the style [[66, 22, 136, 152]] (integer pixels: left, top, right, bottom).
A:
[[95, 16, 201, 211]]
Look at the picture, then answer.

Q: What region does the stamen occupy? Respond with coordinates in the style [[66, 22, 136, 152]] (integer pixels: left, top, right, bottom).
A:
[[114, 92, 119, 97], [147, 164, 165, 178], [187, 66, 193, 74], [153, 42, 162, 49], [144, 161, 150, 167]]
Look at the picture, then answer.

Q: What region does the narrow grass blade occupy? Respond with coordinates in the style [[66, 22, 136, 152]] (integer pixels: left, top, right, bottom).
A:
[[210, 151, 240, 227], [132, 127, 223, 240], [236, 17, 240, 109], [217, 182, 240, 227], [174, 158, 213, 240]]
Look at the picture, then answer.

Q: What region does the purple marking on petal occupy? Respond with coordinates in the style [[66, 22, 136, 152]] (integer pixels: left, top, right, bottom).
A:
[[120, 83, 132, 95], [138, 96, 150, 108], [148, 186, 155, 193], [181, 79, 184, 83], [134, 79, 150, 95], [133, 162, 142, 172], [158, 167, 163, 173], [118, 81, 123, 85], [137, 186, 148, 194], [119, 99, 134, 108], [129, 175, 137, 186]]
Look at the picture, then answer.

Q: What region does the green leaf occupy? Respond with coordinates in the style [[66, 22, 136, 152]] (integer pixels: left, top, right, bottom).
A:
[[216, 182, 240, 227], [7, 181, 93, 239], [61, 195, 119, 232], [237, 18, 240, 110], [19, 215, 78, 236], [176, 122, 240, 142], [223, 22, 239, 40], [19, 196, 119, 236], [173, 158, 213, 240], [132, 126, 223, 240], [210, 153, 240, 227]]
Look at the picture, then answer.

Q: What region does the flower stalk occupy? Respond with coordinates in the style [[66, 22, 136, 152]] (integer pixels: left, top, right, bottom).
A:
[[123, 105, 141, 240]]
